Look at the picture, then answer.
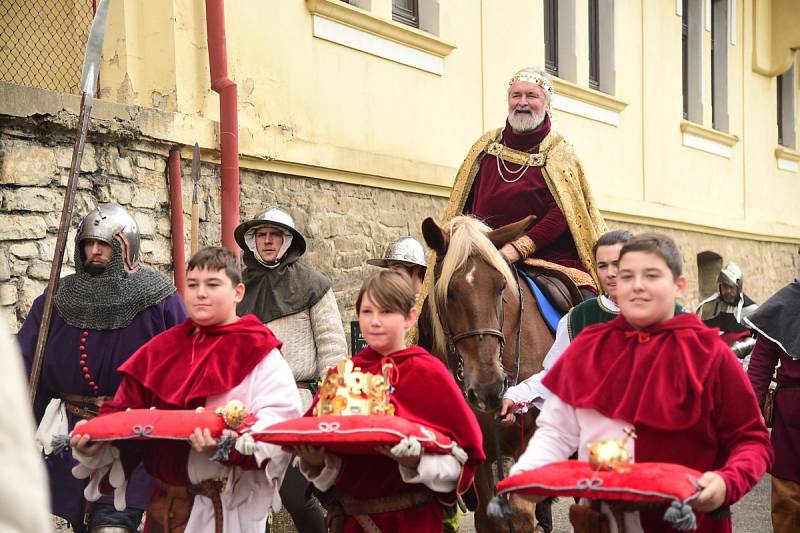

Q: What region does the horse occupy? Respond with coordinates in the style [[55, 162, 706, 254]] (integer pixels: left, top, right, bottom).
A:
[[419, 214, 556, 533]]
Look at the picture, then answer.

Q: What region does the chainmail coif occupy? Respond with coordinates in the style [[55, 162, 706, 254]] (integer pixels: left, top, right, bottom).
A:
[[54, 239, 177, 330]]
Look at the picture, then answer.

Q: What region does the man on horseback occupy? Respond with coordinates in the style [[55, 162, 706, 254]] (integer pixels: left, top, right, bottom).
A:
[[499, 229, 633, 417], [695, 261, 758, 365], [436, 66, 607, 302]]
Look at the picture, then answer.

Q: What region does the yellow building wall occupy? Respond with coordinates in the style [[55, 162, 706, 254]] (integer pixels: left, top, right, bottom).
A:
[[89, 0, 800, 242]]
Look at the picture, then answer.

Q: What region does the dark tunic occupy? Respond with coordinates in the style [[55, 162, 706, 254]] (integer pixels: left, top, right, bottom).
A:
[[17, 292, 187, 527], [566, 297, 618, 340], [468, 116, 586, 273], [747, 336, 800, 483]]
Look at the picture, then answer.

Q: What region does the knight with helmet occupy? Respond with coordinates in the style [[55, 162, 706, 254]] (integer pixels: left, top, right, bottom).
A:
[[695, 261, 759, 363]]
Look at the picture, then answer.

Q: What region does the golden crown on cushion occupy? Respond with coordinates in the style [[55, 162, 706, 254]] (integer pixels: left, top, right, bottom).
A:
[[314, 358, 395, 416]]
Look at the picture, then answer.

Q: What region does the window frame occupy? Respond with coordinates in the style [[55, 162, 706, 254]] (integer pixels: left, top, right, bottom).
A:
[[392, 0, 419, 29], [681, 0, 703, 124], [588, 0, 600, 90], [682, 0, 689, 119], [710, 0, 729, 132], [544, 0, 559, 77], [777, 62, 797, 149]]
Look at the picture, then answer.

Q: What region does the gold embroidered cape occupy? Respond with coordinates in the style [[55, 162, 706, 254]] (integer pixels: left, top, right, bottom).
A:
[[411, 128, 607, 343], [444, 127, 606, 276]]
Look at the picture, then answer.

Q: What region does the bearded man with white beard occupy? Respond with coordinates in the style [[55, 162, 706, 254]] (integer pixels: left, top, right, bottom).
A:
[[436, 67, 607, 297]]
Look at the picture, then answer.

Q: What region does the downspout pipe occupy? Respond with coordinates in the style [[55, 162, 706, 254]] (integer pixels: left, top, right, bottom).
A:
[[205, 0, 240, 253], [168, 147, 187, 297]]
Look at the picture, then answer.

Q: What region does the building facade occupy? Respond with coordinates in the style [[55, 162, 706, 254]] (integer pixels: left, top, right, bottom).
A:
[[1, 0, 799, 334]]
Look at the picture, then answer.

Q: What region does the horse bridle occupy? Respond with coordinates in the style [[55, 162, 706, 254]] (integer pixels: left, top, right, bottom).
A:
[[441, 262, 525, 391]]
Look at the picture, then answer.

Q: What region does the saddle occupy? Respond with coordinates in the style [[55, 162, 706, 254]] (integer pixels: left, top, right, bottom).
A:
[[522, 266, 587, 314]]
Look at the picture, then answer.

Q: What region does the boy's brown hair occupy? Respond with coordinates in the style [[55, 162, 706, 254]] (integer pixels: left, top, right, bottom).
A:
[[356, 269, 415, 315], [187, 246, 242, 285], [618, 232, 683, 279]]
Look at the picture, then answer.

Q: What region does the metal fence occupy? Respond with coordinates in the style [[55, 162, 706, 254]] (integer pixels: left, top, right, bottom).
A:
[[0, 0, 95, 94]]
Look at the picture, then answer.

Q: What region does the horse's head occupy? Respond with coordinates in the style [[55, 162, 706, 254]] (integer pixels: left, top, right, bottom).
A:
[[422, 214, 536, 412]]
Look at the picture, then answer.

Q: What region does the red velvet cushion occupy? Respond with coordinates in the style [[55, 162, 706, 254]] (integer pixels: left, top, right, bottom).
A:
[[74, 409, 231, 442], [496, 461, 702, 504], [254, 415, 456, 456]]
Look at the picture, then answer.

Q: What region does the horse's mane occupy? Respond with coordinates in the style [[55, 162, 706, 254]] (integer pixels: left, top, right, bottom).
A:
[[429, 216, 519, 355]]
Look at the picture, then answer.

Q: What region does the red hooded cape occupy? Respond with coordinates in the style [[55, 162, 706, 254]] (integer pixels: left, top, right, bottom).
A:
[[309, 345, 484, 533], [114, 314, 282, 408], [543, 313, 720, 430], [99, 315, 283, 487], [543, 313, 773, 533]]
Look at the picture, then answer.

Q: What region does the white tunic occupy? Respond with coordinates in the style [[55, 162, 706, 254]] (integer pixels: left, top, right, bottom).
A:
[[511, 394, 642, 533], [184, 349, 302, 533]]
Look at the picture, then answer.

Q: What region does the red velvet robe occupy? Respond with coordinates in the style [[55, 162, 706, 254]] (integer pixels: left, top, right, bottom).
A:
[[310, 346, 484, 533], [544, 313, 773, 533], [469, 116, 587, 273]]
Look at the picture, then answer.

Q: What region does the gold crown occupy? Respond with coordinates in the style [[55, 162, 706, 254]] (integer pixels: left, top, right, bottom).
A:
[[314, 358, 395, 416], [509, 71, 554, 95]]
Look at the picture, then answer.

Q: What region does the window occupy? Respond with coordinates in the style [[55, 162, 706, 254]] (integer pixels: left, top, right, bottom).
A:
[[681, 0, 702, 123], [392, 0, 419, 28], [778, 62, 797, 149], [588, 0, 599, 90], [710, 0, 728, 131], [588, 0, 615, 94], [544, 0, 558, 76], [681, 0, 688, 118]]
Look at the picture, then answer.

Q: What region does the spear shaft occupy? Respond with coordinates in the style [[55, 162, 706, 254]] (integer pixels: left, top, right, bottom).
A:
[[28, 0, 110, 404]]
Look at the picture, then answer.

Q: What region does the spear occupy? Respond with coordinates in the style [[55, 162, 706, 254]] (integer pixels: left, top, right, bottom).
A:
[[190, 142, 201, 256], [28, 0, 111, 404]]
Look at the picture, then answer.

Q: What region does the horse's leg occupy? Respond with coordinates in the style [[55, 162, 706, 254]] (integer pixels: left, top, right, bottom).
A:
[[472, 463, 498, 533]]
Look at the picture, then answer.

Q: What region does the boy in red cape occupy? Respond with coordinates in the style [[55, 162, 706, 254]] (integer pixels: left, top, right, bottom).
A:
[[293, 270, 484, 532], [510, 233, 772, 533], [70, 247, 302, 533]]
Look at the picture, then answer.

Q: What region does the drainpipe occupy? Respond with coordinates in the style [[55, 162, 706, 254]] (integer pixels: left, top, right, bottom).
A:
[[168, 147, 187, 297], [205, 0, 239, 253]]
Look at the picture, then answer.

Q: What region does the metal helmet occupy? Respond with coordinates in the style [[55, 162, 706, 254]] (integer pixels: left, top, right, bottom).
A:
[[77, 203, 140, 267], [255, 207, 297, 231], [717, 261, 743, 291], [234, 206, 307, 257], [367, 237, 427, 270]]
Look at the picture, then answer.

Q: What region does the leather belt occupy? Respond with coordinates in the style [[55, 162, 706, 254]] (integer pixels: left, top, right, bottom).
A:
[[62, 394, 112, 420], [325, 487, 434, 533]]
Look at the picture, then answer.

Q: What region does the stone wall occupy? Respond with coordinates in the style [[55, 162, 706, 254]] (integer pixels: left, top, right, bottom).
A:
[[608, 222, 799, 310], [1, 90, 798, 339], [0, 107, 447, 339]]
